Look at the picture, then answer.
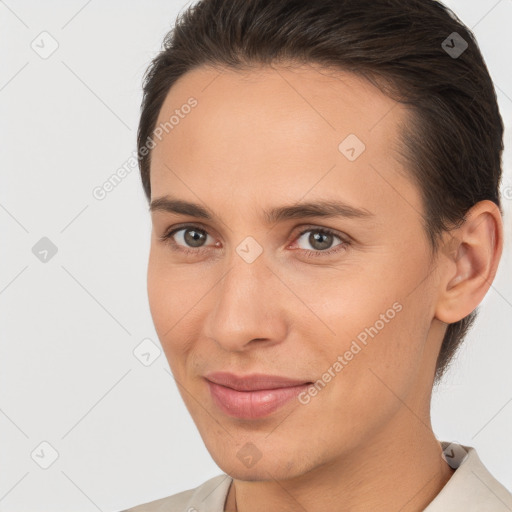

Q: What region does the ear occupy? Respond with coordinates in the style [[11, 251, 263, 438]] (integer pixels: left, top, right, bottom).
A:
[[435, 200, 503, 324]]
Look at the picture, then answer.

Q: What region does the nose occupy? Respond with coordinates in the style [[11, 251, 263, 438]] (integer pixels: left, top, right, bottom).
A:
[[203, 254, 288, 352]]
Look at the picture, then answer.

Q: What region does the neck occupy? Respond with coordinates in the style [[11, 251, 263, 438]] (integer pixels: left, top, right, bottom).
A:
[[224, 408, 454, 512]]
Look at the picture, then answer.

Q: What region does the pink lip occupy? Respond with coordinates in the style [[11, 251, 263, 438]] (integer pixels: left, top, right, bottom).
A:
[[205, 372, 312, 419]]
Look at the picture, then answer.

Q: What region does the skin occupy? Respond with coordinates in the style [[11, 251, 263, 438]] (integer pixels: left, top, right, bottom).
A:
[[146, 63, 503, 511]]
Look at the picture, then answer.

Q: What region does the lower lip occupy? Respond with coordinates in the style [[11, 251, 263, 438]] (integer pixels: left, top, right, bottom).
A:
[[206, 380, 311, 419]]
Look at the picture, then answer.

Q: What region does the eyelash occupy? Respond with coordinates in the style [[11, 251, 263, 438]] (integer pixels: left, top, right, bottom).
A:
[[158, 224, 349, 259]]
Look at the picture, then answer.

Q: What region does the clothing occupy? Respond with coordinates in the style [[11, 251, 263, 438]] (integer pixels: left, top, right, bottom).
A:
[[122, 442, 512, 511]]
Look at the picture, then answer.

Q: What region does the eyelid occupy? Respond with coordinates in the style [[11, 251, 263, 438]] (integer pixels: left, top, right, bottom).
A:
[[291, 224, 349, 245], [162, 222, 347, 240], [162, 221, 214, 239]]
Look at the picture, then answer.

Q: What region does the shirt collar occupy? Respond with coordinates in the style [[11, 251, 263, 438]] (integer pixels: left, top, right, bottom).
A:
[[424, 442, 512, 511]]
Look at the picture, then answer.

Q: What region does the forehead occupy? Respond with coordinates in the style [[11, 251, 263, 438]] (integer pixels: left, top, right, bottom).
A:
[[153, 63, 405, 152], [149, 63, 418, 222]]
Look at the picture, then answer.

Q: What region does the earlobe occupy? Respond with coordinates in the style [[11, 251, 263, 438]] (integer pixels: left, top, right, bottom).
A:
[[435, 200, 503, 324]]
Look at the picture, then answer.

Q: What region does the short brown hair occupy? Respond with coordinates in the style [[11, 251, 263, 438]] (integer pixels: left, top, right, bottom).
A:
[[137, 0, 504, 382]]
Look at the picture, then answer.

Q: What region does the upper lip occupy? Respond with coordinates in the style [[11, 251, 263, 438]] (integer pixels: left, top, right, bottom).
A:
[[205, 372, 312, 391]]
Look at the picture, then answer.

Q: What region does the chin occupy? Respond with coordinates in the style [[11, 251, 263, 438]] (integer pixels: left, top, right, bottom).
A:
[[212, 449, 310, 482]]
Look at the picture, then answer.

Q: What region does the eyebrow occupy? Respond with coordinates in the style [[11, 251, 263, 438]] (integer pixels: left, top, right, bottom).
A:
[[149, 195, 374, 224]]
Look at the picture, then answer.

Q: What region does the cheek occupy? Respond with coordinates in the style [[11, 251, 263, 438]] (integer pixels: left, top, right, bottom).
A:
[[282, 261, 405, 352], [331, 292, 432, 416], [302, 300, 429, 455], [147, 251, 168, 333], [147, 247, 214, 370], [308, 253, 434, 397], [147, 249, 187, 352]]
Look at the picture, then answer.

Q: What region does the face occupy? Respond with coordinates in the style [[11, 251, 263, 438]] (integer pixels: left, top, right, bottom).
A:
[[147, 63, 444, 480]]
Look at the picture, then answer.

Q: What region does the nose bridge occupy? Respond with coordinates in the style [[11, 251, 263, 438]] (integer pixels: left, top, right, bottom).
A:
[[204, 245, 286, 351]]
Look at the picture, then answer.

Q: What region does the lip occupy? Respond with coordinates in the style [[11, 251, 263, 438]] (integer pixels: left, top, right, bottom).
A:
[[205, 372, 312, 419]]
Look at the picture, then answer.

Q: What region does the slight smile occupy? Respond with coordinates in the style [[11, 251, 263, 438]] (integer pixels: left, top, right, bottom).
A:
[[205, 372, 313, 419]]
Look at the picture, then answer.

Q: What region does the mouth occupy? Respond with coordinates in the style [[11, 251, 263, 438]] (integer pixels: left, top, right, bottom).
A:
[[204, 372, 313, 419]]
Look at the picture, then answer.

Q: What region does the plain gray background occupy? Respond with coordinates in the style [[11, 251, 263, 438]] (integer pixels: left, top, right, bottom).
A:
[[1, 0, 511, 510]]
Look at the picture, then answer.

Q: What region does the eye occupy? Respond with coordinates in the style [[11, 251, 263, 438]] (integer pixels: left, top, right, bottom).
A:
[[292, 227, 348, 257], [159, 224, 349, 258], [159, 225, 217, 255]]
